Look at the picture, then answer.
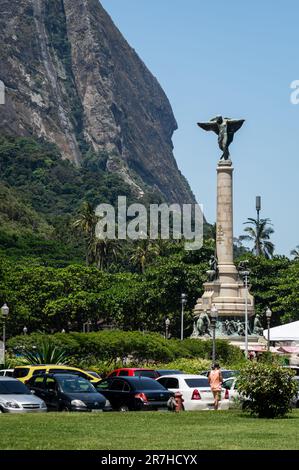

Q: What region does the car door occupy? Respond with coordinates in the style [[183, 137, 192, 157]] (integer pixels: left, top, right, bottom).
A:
[[29, 375, 47, 401], [222, 378, 237, 404], [157, 377, 179, 394], [107, 379, 131, 410], [44, 377, 60, 411]]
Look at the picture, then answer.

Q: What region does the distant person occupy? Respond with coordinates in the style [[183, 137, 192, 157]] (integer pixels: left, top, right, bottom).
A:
[[208, 363, 223, 410], [249, 351, 256, 361]]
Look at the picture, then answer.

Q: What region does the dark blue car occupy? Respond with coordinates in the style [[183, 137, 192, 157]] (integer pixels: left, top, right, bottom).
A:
[[95, 376, 174, 412], [28, 373, 107, 412]]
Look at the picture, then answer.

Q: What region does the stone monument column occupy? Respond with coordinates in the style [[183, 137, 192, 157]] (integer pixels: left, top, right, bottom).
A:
[[193, 116, 256, 340], [216, 160, 239, 297]]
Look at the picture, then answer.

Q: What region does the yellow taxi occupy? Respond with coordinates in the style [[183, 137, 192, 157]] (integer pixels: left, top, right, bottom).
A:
[[12, 365, 101, 384]]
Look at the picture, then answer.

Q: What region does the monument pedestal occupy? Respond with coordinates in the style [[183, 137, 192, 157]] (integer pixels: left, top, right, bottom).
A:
[[193, 159, 255, 339]]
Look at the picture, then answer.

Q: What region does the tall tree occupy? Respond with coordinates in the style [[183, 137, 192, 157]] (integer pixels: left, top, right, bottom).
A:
[[130, 239, 159, 274], [73, 201, 98, 265], [240, 218, 275, 259], [290, 246, 299, 261], [91, 237, 122, 271]]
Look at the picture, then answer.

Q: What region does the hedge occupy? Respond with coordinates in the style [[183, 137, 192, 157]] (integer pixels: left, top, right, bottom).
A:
[[7, 331, 244, 365]]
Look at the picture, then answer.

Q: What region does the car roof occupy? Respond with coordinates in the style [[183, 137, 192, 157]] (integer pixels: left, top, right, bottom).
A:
[[0, 369, 14, 372], [113, 368, 155, 371], [158, 374, 208, 379], [0, 376, 20, 381], [15, 365, 81, 369], [30, 373, 86, 379], [107, 376, 156, 382]]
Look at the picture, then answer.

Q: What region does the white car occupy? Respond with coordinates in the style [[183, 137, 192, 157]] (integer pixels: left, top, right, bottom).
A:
[[222, 377, 240, 408], [0, 369, 14, 377], [156, 374, 229, 411]]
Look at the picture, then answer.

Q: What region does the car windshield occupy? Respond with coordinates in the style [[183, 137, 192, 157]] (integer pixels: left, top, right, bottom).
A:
[[0, 380, 30, 394], [184, 378, 209, 388], [58, 377, 96, 393], [157, 370, 182, 375], [87, 371, 100, 378], [222, 370, 239, 379], [12, 368, 30, 378], [134, 370, 157, 378]]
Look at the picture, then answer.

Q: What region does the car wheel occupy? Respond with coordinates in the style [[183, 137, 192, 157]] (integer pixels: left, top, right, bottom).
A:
[[61, 406, 71, 412], [118, 405, 129, 412]]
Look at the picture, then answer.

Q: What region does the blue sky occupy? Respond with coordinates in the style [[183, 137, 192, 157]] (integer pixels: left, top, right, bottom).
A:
[[101, 0, 299, 256]]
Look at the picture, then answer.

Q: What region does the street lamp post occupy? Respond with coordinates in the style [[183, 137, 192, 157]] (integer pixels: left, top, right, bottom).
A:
[[165, 318, 170, 340], [210, 304, 218, 363], [266, 307, 272, 351], [180, 293, 187, 341], [256, 196, 261, 256], [1, 303, 9, 365], [23, 326, 28, 335], [239, 261, 250, 359]]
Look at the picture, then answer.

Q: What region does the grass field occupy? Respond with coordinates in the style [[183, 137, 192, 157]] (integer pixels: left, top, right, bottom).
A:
[[0, 410, 299, 450]]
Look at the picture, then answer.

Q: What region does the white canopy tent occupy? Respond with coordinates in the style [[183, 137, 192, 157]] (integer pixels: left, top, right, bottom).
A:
[[263, 321, 299, 343]]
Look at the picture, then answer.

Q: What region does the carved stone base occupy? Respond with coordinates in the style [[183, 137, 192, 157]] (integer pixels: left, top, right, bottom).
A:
[[193, 280, 255, 339]]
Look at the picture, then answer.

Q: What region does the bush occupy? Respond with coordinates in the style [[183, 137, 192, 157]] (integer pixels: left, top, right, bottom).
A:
[[238, 362, 297, 418], [7, 332, 245, 370], [155, 358, 211, 374], [181, 338, 245, 364], [8, 331, 177, 363]]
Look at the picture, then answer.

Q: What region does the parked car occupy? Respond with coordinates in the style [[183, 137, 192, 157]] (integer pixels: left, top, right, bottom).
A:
[[200, 369, 239, 380], [95, 376, 174, 411], [156, 374, 229, 411], [222, 377, 240, 408], [0, 369, 14, 377], [155, 369, 183, 377], [13, 365, 101, 384], [106, 368, 159, 379], [86, 371, 102, 380], [27, 373, 107, 412], [0, 377, 47, 413]]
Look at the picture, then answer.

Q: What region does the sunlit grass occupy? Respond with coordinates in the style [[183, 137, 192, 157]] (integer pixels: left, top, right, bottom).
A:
[[1, 410, 299, 450]]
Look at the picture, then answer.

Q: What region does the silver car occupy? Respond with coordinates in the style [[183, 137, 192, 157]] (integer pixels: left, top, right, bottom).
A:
[[0, 377, 47, 413]]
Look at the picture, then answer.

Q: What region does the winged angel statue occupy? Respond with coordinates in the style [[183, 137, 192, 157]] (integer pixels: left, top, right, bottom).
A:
[[197, 116, 245, 160]]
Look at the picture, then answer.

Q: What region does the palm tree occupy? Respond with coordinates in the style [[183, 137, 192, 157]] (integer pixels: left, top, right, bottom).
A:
[[130, 239, 159, 274], [22, 338, 70, 365], [73, 201, 98, 265], [240, 218, 275, 259], [91, 237, 122, 270], [291, 245, 299, 260]]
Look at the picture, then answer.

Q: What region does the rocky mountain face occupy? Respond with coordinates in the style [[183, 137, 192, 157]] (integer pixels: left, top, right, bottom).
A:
[[0, 0, 195, 204]]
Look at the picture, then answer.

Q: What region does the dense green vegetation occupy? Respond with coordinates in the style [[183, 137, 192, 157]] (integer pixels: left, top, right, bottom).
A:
[[1, 250, 299, 340], [7, 331, 244, 369], [0, 411, 299, 450], [1, 134, 299, 346], [0, 135, 135, 265]]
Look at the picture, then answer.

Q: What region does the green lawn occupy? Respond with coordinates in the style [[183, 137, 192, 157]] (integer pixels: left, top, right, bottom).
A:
[[0, 410, 299, 450]]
